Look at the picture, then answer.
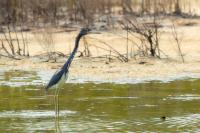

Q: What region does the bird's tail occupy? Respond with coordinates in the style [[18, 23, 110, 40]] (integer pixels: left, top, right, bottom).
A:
[[45, 84, 50, 91]]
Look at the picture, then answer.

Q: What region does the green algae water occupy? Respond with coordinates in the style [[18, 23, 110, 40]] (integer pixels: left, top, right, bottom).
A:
[[0, 70, 200, 132]]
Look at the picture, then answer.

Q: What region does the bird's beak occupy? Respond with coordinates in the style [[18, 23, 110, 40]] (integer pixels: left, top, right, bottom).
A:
[[88, 29, 101, 34]]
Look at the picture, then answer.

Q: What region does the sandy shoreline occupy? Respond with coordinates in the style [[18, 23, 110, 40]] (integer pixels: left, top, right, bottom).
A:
[[1, 56, 200, 85], [1, 17, 200, 84]]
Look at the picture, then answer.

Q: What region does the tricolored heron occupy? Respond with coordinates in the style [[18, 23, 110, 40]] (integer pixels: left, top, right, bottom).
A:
[[45, 28, 92, 90], [45, 28, 96, 119]]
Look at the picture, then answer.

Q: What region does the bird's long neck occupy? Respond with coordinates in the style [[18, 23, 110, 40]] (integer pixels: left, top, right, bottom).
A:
[[73, 34, 82, 56], [62, 34, 82, 73]]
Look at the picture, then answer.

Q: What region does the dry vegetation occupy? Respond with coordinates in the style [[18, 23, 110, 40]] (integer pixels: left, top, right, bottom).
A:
[[0, 0, 199, 27], [0, 0, 199, 59], [0, 0, 200, 80]]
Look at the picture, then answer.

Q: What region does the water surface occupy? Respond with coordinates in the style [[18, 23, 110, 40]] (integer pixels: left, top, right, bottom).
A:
[[0, 70, 200, 132]]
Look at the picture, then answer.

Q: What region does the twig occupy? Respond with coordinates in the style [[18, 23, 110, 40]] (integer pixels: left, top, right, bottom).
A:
[[88, 37, 128, 62], [0, 54, 21, 60], [172, 23, 184, 63]]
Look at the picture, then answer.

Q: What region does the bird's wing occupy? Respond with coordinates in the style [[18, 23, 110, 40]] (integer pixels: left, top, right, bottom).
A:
[[45, 69, 64, 90], [62, 58, 71, 74]]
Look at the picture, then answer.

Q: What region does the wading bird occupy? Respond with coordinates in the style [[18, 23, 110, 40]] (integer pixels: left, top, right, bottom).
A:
[[45, 28, 92, 90], [45, 28, 96, 119]]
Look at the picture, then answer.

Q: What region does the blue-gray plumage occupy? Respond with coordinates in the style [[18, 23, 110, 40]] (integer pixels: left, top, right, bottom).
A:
[[45, 28, 91, 90]]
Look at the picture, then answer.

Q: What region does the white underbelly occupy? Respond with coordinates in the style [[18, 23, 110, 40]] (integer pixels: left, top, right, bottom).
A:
[[57, 73, 68, 87]]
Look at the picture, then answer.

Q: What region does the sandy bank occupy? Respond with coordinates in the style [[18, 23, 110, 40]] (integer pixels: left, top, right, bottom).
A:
[[1, 18, 200, 83], [1, 56, 200, 84]]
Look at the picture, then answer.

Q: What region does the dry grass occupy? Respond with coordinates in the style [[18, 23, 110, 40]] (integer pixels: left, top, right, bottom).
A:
[[1, 17, 200, 80]]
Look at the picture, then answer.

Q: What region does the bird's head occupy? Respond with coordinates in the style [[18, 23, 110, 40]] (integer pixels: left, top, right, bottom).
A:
[[79, 28, 100, 37], [79, 28, 91, 36]]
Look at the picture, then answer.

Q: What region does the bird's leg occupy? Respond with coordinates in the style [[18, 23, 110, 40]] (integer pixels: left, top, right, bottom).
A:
[[54, 86, 56, 117], [54, 85, 59, 119], [54, 85, 61, 132], [55, 85, 61, 119], [55, 85, 62, 133], [55, 87, 58, 118], [57, 89, 60, 120], [57, 96, 62, 133], [54, 85, 57, 132]]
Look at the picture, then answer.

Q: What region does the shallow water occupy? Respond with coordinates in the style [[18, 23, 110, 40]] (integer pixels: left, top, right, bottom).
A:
[[1, 70, 200, 132]]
